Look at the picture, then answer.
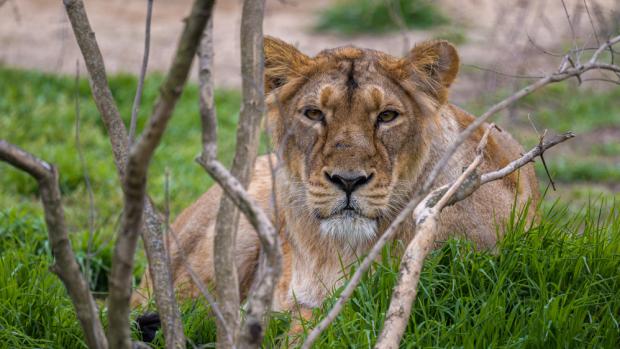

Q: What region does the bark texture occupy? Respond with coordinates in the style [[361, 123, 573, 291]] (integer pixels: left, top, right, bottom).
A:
[[0, 141, 108, 349]]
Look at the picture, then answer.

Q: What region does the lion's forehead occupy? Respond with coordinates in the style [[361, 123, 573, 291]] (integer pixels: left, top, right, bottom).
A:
[[294, 73, 407, 116]]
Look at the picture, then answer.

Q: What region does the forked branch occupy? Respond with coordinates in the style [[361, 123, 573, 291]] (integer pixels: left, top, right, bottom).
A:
[[422, 35, 620, 195], [301, 34, 619, 349], [63, 0, 186, 346], [375, 126, 494, 348], [106, 0, 215, 348], [375, 131, 575, 348], [0, 140, 108, 349], [302, 127, 574, 348], [196, 1, 281, 347]]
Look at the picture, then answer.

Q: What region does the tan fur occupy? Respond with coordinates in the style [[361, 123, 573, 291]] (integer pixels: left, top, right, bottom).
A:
[[132, 38, 539, 317]]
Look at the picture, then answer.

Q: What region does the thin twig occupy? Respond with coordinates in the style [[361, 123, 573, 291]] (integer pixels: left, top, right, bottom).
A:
[[583, 0, 600, 46], [561, 0, 578, 50], [423, 35, 620, 198], [480, 132, 575, 185], [464, 64, 545, 79], [106, 1, 215, 348], [129, 0, 154, 146], [74, 60, 97, 287], [301, 115, 580, 349]]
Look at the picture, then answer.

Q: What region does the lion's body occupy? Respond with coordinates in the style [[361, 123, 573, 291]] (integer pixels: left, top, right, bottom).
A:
[[131, 38, 538, 314]]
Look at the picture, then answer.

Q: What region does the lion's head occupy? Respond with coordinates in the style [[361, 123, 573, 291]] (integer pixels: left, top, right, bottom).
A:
[[264, 37, 460, 246]]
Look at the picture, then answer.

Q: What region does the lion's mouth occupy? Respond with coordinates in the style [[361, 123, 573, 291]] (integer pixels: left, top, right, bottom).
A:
[[335, 207, 361, 217], [318, 209, 378, 244]]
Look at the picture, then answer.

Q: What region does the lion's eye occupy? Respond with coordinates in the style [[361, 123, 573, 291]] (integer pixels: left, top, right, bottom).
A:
[[303, 108, 325, 121], [377, 110, 399, 123]]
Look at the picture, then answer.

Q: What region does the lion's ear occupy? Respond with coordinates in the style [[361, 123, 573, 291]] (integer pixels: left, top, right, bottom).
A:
[[264, 36, 311, 93], [406, 40, 459, 89]]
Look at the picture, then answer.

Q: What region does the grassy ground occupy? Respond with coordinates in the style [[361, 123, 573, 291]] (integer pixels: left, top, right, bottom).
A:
[[1, 67, 619, 347]]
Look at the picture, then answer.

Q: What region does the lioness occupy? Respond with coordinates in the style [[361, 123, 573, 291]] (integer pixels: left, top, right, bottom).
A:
[[132, 37, 538, 317]]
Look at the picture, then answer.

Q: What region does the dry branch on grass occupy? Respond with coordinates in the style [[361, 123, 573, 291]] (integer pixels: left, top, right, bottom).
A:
[[374, 130, 576, 348], [301, 35, 620, 349], [375, 125, 495, 348], [0, 141, 107, 349]]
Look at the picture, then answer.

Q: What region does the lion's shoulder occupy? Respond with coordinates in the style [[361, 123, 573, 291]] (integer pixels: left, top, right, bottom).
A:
[[447, 104, 538, 198]]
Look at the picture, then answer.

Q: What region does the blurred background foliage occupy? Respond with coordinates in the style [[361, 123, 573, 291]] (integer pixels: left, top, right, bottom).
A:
[[315, 0, 447, 35]]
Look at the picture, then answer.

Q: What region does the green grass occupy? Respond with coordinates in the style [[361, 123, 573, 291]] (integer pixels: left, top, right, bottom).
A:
[[306, 201, 620, 348], [465, 83, 620, 135], [1, 202, 619, 348], [1, 68, 620, 347], [540, 157, 620, 184], [315, 0, 447, 36], [518, 84, 620, 134], [0, 67, 243, 292]]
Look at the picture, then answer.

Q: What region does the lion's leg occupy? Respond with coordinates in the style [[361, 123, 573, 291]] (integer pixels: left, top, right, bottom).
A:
[[131, 214, 262, 309]]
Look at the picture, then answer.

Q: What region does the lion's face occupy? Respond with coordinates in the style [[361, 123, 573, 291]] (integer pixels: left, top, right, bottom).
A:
[[265, 38, 459, 244]]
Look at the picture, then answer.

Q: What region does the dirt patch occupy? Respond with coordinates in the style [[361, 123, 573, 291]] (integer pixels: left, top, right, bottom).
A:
[[1, 0, 617, 92]]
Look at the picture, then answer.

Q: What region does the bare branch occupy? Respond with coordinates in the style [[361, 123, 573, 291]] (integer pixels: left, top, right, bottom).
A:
[[198, 16, 217, 162], [167, 228, 229, 336], [589, 35, 620, 64], [561, 0, 578, 49], [129, 0, 154, 146], [302, 129, 577, 349], [423, 35, 620, 197], [0, 140, 107, 349], [196, 2, 281, 346], [375, 126, 493, 348], [375, 129, 574, 348], [63, 0, 129, 176], [196, 8, 241, 347], [106, 0, 215, 348], [583, 0, 600, 46], [235, 0, 281, 346], [480, 132, 575, 185], [195, 159, 281, 346]]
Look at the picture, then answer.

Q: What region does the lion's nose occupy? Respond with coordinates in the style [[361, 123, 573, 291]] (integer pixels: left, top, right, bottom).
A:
[[325, 171, 373, 195]]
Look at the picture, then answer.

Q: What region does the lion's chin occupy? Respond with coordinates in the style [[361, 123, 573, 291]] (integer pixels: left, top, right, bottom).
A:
[[319, 210, 377, 247]]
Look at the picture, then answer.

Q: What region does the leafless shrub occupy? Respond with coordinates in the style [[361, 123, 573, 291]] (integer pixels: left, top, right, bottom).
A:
[[1, 1, 619, 349]]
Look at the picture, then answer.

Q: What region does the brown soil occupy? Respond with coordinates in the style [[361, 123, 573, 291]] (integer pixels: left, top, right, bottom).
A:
[[1, 0, 616, 94]]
